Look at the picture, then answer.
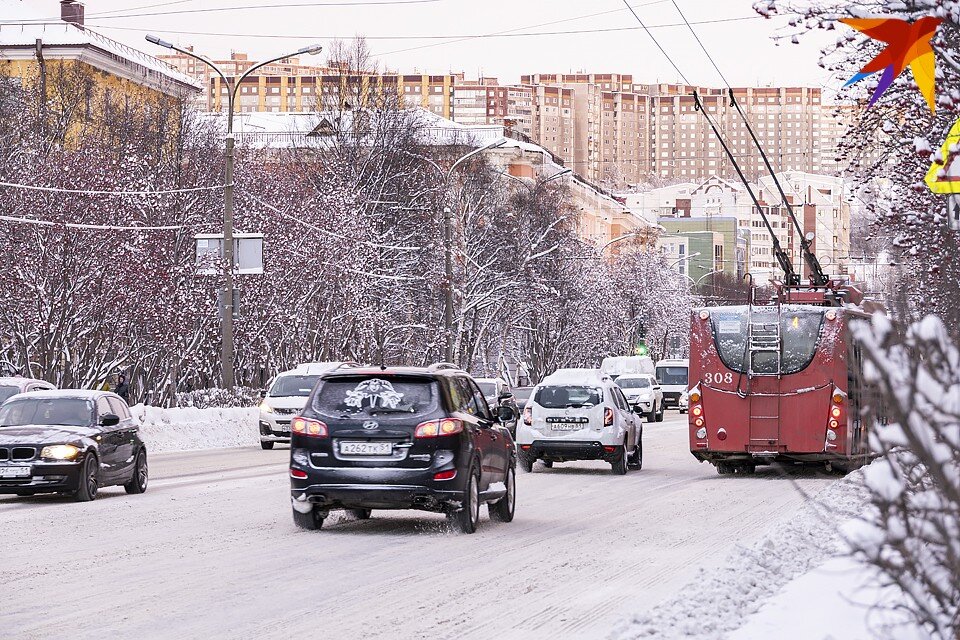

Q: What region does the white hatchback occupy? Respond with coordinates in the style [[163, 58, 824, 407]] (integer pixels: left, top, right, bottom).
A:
[[516, 368, 641, 475]]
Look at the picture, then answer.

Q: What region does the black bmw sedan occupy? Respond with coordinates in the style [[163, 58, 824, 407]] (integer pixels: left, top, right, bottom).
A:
[[0, 390, 148, 501]]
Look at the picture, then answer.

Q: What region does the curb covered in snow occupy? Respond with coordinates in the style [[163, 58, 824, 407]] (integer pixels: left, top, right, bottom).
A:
[[131, 405, 259, 453], [611, 472, 872, 640]]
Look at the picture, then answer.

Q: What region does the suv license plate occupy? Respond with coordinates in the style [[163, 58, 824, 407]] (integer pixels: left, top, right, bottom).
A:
[[339, 441, 392, 456], [0, 465, 31, 478], [550, 424, 581, 432]]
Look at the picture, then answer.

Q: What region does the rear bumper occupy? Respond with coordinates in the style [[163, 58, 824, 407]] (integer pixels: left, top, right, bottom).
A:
[[290, 454, 465, 511], [663, 392, 682, 408], [521, 440, 616, 462], [0, 462, 82, 495]]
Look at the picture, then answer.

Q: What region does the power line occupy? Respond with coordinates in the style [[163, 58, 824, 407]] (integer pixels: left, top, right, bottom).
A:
[[1, 0, 446, 23], [0, 181, 228, 195], [0, 215, 189, 231], [620, 0, 692, 85], [77, 15, 763, 45]]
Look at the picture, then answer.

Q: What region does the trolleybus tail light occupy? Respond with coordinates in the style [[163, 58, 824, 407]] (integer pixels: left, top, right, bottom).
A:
[[831, 406, 842, 418], [691, 405, 703, 417], [826, 429, 837, 442], [825, 309, 837, 321], [699, 310, 710, 320], [828, 419, 839, 430], [832, 391, 845, 404], [716, 428, 727, 441], [695, 427, 707, 439], [603, 407, 614, 426], [694, 417, 704, 427], [291, 417, 328, 438]]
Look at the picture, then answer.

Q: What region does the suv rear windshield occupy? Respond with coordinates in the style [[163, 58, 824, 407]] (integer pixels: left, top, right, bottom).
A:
[[709, 306, 824, 375], [535, 386, 602, 408], [477, 382, 497, 397], [270, 375, 321, 397], [0, 398, 92, 427], [312, 377, 439, 419], [617, 378, 651, 389], [0, 385, 19, 404]]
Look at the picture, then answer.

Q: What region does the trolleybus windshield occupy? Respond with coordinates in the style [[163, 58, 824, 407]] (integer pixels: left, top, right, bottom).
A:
[[708, 306, 825, 375]]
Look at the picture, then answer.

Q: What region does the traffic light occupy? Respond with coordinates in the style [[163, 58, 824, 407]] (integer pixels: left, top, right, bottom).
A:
[[634, 342, 649, 357]]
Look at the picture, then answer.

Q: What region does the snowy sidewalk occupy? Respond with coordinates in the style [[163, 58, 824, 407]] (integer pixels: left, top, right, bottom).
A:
[[612, 466, 924, 640]]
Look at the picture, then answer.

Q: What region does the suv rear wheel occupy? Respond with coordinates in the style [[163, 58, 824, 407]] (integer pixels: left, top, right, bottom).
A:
[[656, 402, 665, 422], [611, 445, 628, 475], [647, 405, 656, 423], [518, 450, 534, 473], [627, 441, 642, 470], [293, 505, 326, 530], [489, 466, 515, 523], [450, 467, 481, 533]]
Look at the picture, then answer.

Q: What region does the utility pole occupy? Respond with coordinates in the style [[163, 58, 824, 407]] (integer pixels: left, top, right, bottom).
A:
[[147, 35, 321, 388], [443, 205, 454, 362]]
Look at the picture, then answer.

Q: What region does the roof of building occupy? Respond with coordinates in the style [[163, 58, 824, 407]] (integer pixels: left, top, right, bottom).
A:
[[0, 22, 201, 92]]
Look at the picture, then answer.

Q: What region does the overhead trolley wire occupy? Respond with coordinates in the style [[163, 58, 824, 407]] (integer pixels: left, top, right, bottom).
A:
[[669, 0, 829, 285], [0, 181, 229, 195]]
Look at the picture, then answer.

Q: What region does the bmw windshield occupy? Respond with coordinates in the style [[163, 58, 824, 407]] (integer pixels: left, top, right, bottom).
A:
[[0, 398, 93, 427]]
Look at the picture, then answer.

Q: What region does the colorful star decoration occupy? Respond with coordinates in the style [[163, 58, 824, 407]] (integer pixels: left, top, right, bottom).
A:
[[840, 16, 942, 113]]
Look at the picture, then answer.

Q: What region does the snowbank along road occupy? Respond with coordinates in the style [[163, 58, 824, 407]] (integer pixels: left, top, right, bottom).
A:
[[0, 412, 839, 640]]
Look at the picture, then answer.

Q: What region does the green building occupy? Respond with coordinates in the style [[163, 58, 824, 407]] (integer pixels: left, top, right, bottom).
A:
[[658, 217, 747, 285]]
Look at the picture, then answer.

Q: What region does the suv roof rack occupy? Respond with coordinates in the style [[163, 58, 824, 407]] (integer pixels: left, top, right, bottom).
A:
[[427, 362, 461, 372]]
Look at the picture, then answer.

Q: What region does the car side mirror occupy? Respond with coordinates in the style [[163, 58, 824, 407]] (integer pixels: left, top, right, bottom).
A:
[[495, 405, 517, 422], [259, 389, 267, 399], [100, 413, 120, 427]]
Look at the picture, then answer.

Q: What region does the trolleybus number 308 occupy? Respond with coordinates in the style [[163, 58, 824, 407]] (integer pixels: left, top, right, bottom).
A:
[[703, 372, 734, 385]]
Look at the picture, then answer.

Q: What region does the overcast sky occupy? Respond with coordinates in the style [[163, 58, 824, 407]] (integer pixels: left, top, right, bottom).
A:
[[2, 0, 843, 91]]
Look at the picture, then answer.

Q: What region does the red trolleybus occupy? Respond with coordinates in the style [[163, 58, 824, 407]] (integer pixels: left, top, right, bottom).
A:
[[687, 284, 872, 474]]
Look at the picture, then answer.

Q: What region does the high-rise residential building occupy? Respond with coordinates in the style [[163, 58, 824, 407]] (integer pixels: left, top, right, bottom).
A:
[[512, 75, 851, 187], [452, 77, 506, 126]]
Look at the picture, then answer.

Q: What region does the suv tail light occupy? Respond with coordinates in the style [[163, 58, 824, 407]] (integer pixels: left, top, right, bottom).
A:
[[291, 417, 328, 438], [415, 418, 464, 438], [522, 406, 532, 425], [603, 407, 614, 426]]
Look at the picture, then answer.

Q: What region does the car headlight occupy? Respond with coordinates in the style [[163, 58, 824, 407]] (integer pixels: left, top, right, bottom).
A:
[[40, 444, 81, 461], [259, 401, 272, 413]]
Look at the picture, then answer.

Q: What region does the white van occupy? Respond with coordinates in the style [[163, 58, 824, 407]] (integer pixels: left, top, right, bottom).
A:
[[655, 358, 689, 411], [258, 362, 360, 449], [599, 355, 654, 381], [516, 368, 641, 475]]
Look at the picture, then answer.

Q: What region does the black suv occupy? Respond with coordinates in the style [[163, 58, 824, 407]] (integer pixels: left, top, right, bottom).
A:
[[289, 364, 518, 533]]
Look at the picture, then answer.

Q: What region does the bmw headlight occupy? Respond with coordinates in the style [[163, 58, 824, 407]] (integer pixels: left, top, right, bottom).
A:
[[40, 444, 81, 461]]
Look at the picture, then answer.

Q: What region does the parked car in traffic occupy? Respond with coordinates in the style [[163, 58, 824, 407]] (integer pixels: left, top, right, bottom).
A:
[[259, 361, 360, 449], [0, 377, 56, 404], [474, 377, 519, 437], [615, 373, 664, 423], [655, 358, 689, 410], [512, 386, 534, 411], [516, 368, 642, 475], [0, 390, 147, 501], [599, 355, 655, 381], [289, 363, 518, 533]]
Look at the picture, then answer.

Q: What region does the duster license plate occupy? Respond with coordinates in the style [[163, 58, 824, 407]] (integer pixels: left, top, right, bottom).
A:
[[550, 424, 581, 431], [0, 465, 31, 478], [339, 441, 392, 456]]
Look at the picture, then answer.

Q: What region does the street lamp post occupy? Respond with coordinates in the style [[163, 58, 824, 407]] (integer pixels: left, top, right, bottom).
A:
[[410, 138, 507, 362], [146, 35, 321, 388]]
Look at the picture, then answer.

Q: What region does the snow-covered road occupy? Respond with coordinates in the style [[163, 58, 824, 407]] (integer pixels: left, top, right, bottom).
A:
[[0, 413, 839, 640]]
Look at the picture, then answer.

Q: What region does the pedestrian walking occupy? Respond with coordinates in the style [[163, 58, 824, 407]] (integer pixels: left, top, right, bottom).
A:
[[115, 374, 130, 404]]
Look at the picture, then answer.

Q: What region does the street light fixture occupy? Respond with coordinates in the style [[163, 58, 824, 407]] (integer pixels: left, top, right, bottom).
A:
[[146, 35, 322, 388], [436, 137, 507, 362]]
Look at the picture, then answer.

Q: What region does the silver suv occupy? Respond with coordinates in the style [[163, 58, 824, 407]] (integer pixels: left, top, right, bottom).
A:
[[615, 374, 664, 423], [515, 368, 642, 475]]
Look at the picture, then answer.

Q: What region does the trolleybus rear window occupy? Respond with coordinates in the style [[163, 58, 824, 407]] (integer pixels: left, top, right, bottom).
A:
[[708, 307, 825, 375]]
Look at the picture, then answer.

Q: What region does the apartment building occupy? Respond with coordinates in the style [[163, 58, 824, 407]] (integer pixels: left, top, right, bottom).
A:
[[511, 75, 850, 188]]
